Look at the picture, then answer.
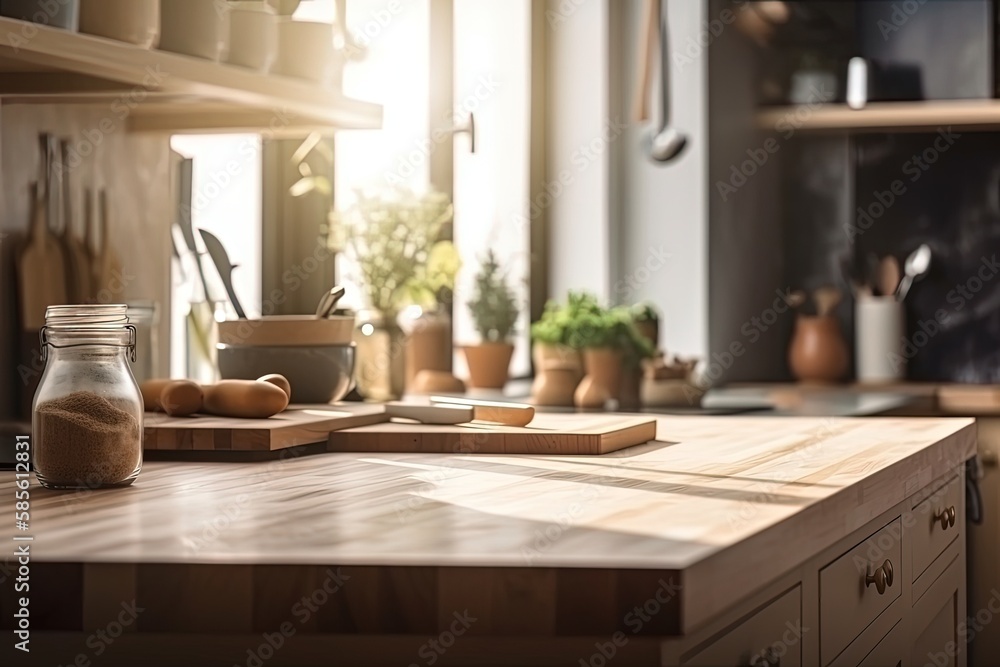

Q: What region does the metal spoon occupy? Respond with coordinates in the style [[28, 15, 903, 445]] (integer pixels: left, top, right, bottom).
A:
[[895, 244, 931, 303], [647, 0, 687, 163], [316, 285, 346, 319]]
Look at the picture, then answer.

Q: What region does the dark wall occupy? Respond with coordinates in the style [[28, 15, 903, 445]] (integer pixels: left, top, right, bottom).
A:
[[785, 130, 1000, 382]]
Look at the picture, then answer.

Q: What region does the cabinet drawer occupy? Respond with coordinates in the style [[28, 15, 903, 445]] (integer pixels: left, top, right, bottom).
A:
[[820, 518, 902, 665], [910, 475, 962, 582], [684, 586, 802, 667], [911, 595, 957, 667], [858, 621, 905, 667]]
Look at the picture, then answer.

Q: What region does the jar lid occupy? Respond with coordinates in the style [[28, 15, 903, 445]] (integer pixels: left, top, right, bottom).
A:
[[40, 305, 136, 362], [45, 304, 130, 328]]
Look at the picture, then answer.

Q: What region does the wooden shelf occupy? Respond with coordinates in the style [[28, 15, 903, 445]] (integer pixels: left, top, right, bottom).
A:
[[0, 18, 382, 134], [756, 99, 1000, 133]]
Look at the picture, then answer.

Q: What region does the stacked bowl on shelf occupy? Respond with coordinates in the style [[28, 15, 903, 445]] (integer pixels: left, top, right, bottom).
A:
[[1, 0, 343, 86]]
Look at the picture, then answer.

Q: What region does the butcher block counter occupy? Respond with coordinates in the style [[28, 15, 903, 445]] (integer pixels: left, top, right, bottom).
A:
[[0, 416, 976, 667]]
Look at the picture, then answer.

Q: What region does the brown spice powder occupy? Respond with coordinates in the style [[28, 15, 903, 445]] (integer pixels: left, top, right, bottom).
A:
[[36, 391, 141, 488]]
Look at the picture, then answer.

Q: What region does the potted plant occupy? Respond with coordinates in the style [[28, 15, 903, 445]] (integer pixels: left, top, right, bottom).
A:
[[528, 293, 596, 406], [463, 250, 519, 389], [529, 291, 598, 375], [567, 301, 655, 409], [330, 187, 454, 400]]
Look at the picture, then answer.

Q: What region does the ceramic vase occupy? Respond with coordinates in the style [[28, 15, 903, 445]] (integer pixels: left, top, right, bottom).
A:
[[788, 314, 849, 383]]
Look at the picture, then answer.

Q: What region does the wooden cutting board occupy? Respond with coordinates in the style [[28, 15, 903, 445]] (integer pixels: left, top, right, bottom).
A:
[[94, 189, 122, 297], [330, 414, 658, 455], [144, 406, 658, 457], [17, 183, 66, 330], [143, 404, 388, 452]]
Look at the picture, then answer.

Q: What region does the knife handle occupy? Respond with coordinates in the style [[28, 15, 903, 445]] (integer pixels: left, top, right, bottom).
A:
[[430, 396, 535, 427]]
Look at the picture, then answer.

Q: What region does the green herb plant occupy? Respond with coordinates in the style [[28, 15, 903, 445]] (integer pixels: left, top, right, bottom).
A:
[[467, 250, 520, 343], [531, 291, 655, 365]]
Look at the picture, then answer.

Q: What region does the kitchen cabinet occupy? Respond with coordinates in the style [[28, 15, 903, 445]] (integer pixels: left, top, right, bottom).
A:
[[857, 622, 905, 667], [1, 415, 974, 666], [968, 418, 1000, 665], [682, 587, 802, 667], [820, 519, 903, 666]]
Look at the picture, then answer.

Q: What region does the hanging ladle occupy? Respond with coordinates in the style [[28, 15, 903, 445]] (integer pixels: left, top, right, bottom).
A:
[[647, 0, 687, 163]]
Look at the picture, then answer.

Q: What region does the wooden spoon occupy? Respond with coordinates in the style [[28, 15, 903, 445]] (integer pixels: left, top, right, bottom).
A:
[[632, 0, 658, 123], [879, 255, 901, 300]]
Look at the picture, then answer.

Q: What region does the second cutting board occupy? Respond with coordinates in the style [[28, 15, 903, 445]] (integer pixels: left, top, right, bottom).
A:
[[330, 414, 658, 455]]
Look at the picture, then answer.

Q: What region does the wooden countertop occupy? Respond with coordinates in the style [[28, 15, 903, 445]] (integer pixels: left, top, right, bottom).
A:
[[722, 382, 1000, 416], [3, 415, 975, 636]]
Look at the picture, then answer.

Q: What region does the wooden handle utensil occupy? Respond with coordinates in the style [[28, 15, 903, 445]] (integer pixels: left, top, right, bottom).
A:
[[430, 396, 535, 427]]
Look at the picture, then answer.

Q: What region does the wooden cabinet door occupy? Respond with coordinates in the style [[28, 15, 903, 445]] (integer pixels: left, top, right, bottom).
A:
[[858, 621, 905, 667], [684, 587, 802, 667], [911, 560, 963, 667]]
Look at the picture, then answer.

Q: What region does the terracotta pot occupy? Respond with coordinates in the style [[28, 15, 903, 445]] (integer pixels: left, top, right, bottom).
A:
[[574, 376, 611, 409], [788, 315, 848, 383], [531, 368, 579, 407], [574, 347, 623, 409], [532, 343, 583, 378], [463, 342, 514, 389], [404, 309, 452, 387]]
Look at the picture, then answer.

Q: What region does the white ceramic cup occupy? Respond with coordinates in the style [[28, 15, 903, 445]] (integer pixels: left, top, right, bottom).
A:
[[159, 0, 230, 61], [79, 0, 160, 48], [226, 1, 277, 72], [274, 19, 340, 86], [855, 295, 907, 383]]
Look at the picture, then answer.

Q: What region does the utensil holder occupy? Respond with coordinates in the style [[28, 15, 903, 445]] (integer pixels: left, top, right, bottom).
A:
[[855, 295, 906, 383]]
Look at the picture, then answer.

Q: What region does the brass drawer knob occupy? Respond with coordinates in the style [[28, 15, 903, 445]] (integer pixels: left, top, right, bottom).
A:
[[935, 508, 951, 530], [865, 560, 893, 595]]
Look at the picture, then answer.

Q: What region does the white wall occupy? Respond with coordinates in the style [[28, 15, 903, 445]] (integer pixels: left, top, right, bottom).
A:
[[614, 0, 707, 357], [544, 0, 612, 301], [544, 0, 708, 357]]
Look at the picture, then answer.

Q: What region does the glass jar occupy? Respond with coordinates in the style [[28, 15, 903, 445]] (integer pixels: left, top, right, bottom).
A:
[[126, 301, 160, 385], [32, 305, 143, 490]]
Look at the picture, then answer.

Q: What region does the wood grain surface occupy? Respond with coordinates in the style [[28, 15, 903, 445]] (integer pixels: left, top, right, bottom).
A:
[[144, 404, 388, 451], [329, 413, 657, 455], [1, 415, 975, 640], [145, 407, 657, 456]]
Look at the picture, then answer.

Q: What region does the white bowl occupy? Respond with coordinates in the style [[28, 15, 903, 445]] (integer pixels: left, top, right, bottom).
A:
[[274, 19, 341, 86], [226, 1, 277, 72], [159, 0, 230, 61], [80, 0, 159, 48]]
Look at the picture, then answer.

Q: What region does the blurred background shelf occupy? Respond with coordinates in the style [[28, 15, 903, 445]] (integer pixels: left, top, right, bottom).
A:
[[756, 100, 1000, 133], [0, 17, 382, 134]]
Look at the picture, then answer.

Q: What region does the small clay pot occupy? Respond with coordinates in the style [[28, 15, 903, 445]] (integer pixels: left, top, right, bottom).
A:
[[574, 347, 624, 409], [411, 370, 466, 395], [788, 314, 848, 383], [531, 368, 579, 407], [574, 376, 611, 409], [463, 342, 515, 389], [533, 343, 583, 379]]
